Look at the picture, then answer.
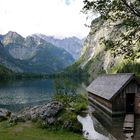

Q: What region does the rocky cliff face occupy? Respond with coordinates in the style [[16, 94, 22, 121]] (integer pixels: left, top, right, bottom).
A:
[[2, 31, 24, 46], [78, 17, 140, 81], [34, 34, 84, 59], [0, 41, 23, 72], [0, 31, 74, 73]]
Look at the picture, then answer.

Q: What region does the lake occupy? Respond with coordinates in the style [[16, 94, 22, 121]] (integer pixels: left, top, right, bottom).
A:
[[0, 78, 140, 140], [0, 79, 53, 112], [0, 78, 84, 112]]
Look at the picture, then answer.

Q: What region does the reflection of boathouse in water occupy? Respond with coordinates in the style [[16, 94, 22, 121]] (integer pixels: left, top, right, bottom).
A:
[[87, 73, 140, 116]]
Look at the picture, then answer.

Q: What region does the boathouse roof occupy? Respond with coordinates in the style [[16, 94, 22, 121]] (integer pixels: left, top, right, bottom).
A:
[[86, 73, 135, 100]]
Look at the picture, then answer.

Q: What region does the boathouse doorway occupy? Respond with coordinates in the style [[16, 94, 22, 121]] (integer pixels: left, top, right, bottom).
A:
[[126, 93, 135, 113]]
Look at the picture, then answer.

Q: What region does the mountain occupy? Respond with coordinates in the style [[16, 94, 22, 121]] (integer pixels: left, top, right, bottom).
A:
[[0, 31, 74, 73], [33, 34, 84, 59], [76, 17, 140, 81], [0, 64, 15, 79], [2, 31, 24, 46], [0, 41, 23, 72]]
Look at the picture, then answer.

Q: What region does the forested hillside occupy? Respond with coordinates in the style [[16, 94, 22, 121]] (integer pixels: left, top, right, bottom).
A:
[[75, 0, 140, 81]]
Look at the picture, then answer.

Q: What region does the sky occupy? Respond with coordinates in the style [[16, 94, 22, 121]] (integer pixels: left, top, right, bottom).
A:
[[0, 0, 91, 39]]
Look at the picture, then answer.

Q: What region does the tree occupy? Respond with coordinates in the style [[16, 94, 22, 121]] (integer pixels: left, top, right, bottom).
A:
[[83, 0, 140, 26], [83, 0, 140, 53]]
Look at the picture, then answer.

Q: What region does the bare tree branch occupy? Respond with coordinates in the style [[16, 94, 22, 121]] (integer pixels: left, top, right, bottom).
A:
[[121, 0, 140, 17]]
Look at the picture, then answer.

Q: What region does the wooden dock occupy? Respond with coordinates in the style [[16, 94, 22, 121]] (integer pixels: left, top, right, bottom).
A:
[[123, 114, 134, 134]]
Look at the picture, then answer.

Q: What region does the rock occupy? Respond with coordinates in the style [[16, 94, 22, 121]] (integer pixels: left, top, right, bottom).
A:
[[47, 117, 56, 125], [9, 113, 18, 123], [31, 113, 39, 122], [9, 113, 25, 124], [0, 108, 11, 121], [40, 101, 63, 117], [17, 114, 26, 122], [2, 100, 82, 132], [22, 101, 63, 121], [0, 100, 83, 133]]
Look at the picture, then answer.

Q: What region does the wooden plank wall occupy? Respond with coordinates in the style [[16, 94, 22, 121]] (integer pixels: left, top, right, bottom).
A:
[[112, 90, 126, 112], [88, 92, 112, 109], [88, 79, 140, 115]]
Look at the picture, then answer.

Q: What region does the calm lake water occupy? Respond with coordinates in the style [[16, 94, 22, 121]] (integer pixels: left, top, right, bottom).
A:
[[0, 79, 54, 111], [0, 78, 84, 112], [0, 78, 140, 140]]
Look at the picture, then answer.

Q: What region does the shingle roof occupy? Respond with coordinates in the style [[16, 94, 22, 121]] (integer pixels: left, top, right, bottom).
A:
[[86, 73, 134, 100]]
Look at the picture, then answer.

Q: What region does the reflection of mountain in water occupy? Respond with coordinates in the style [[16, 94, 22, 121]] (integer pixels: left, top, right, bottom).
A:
[[0, 79, 54, 112], [78, 114, 117, 140], [0, 78, 83, 112]]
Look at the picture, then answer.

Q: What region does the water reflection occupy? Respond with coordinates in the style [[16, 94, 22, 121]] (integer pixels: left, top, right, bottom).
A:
[[0, 78, 83, 112], [52, 78, 83, 95], [93, 110, 140, 140], [78, 114, 117, 140], [0, 79, 55, 111]]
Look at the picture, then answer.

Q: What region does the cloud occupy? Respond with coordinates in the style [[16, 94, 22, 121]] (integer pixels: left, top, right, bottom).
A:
[[0, 0, 90, 38]]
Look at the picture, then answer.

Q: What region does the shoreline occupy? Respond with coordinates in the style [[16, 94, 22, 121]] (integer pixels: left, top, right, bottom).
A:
[[0, 94, 88, 139]]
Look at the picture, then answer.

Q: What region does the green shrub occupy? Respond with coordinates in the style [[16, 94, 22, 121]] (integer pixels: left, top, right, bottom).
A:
[[53, 94, 88, 112]]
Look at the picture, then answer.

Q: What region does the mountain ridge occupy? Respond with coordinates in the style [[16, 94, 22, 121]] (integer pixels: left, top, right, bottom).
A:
[[33, 34, 84, 59], [0, 31, 75, 74]]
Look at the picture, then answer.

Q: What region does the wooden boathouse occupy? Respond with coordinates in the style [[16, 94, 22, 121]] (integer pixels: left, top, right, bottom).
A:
[[87, 73, 140, 116]]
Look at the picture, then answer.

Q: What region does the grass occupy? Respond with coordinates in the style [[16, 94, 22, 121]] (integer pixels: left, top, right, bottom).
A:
[[0, 121, 84, 140]]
